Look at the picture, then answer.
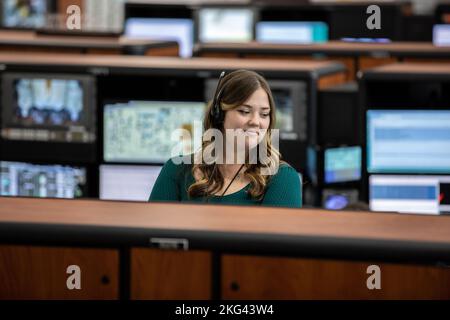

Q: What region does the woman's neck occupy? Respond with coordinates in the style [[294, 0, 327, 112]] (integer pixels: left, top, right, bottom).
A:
[[218, 163, 245, 180]]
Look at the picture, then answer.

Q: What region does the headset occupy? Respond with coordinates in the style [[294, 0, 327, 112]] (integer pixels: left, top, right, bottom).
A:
[[210, 71, 226, 129]]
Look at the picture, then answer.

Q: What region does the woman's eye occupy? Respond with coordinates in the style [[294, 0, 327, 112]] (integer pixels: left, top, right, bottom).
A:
[[238, 110, 250, 115], [261, 113, 270, 118]]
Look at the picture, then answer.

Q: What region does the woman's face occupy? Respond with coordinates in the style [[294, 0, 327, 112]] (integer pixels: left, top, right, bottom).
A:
[[222, 87, 271, 152]]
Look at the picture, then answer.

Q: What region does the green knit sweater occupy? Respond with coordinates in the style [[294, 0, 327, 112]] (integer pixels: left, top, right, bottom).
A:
[[149, 158, 302, 208]]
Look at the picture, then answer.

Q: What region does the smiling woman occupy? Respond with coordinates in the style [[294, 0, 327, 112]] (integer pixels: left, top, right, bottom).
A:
[[149, 69, 302, 208]]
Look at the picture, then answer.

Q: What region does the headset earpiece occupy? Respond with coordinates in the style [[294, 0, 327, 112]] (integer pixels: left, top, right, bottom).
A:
[[210, 71, 226, 129]]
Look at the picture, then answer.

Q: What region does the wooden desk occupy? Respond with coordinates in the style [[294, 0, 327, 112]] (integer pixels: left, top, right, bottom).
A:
[[0, 197, 449, 299], [362, 62, 450, 79], [0, 30, 179, 56], [0, 51, 345, 81], [194, 41, 450, 80]]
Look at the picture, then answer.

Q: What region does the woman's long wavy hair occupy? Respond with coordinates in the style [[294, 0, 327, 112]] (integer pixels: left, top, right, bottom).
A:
[[188, 69, 282, 200]]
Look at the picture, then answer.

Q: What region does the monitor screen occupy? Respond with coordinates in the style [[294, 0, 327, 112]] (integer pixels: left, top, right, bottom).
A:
[[324, 146, 361, 184], [100, 164, 162, 201], [256, 21, 328, 44], [125, 18, 194, 57], [367, 110, 450, 174], [2, 0, 47, 28], [322, 188, 359, 210], [433, 24, 450, 47], [104, 100, 205, 163], [270, 80, 308, 141], [369, 175, 450, 215], [1, 73, 96, 144], [0, 161, 86, 198], [198, 8, 254, 43], [307, 146, 317, 185]]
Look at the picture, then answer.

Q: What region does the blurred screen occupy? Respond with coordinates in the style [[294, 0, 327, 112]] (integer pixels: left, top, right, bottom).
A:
[[433, 24, 450, 47], [322, 188, 359, 210], [256, 21, 328, 44], [307, 146, 317, 185], [0, 161, 86, 198], [125, 18, 194, 57], [324, 146, 361, 183], [2, 0, 47, 28], [100, 164, 162, 201], [272, 87, 294, 133], [199, 8, 254, 43], [1, 74, 95, 143], [367, 110, 450, 174], [369, 175, 450, 215], [104, 101, 205, 163], [270, 80, 307, 141]]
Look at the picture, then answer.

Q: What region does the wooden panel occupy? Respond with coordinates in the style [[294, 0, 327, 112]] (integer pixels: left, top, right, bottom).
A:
[[197, 41, 450, 56], [317, 72, 347, 89], [244, 54, 315, 60], [358, 56, 398, 72], [222, 255, 450, 300], [334, 57, 356, 81], [0, 245, 119, 299], [0, 46, 83, 54], [0, 52, 343, 73], [403, 58, 450, 64], [131, 248, 211, 300], [86, 48, 122, 55], [145, 45, 179, 57], [232, 54, 355, 81], [58, 0, 84, 14], [1, 198, 450, 245], [197, 52, 239, 58]]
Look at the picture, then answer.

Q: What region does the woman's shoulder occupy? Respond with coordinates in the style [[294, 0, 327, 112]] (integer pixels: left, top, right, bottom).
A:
[[262, 161, 302, 208], [166, 154, 194, 166], [162, 155, 194, 175], [277, 162, 300, 174], [270, 162, 302, 183]]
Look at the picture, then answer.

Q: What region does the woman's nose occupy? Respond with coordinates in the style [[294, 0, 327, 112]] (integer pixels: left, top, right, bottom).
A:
[[248, 112, 260, 126]]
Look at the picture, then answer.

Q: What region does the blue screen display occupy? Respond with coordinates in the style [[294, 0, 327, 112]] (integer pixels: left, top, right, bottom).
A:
[[324, 146, 361, 183], [256, 21, 328, 44], [125, 18, 194, 57], [367, 110, 450, 173]]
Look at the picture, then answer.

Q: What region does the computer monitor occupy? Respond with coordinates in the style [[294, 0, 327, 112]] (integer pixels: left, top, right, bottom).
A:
[[369, 175, 450, 214], [367, 110, 450, 174], [204, 79, 307, 141], [307, 146, 318, 185], [104, 100, 205, 163], [1, 73, 96, 144], [256, 21, 328, 44], [125, 18, 194, 57], [322, 188, 359, 210], [100, 164, 162, 201], [0, 161, 86, 198], [198, 7, 254, 43], [1, 0, 48, 28], [270, 80, 308, 141], [324, 146, 361, 184], [433, 24, 450, 47]]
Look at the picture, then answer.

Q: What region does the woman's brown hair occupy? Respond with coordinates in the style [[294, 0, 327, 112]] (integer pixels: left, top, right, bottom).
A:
[[188, 69, 281, 200]]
